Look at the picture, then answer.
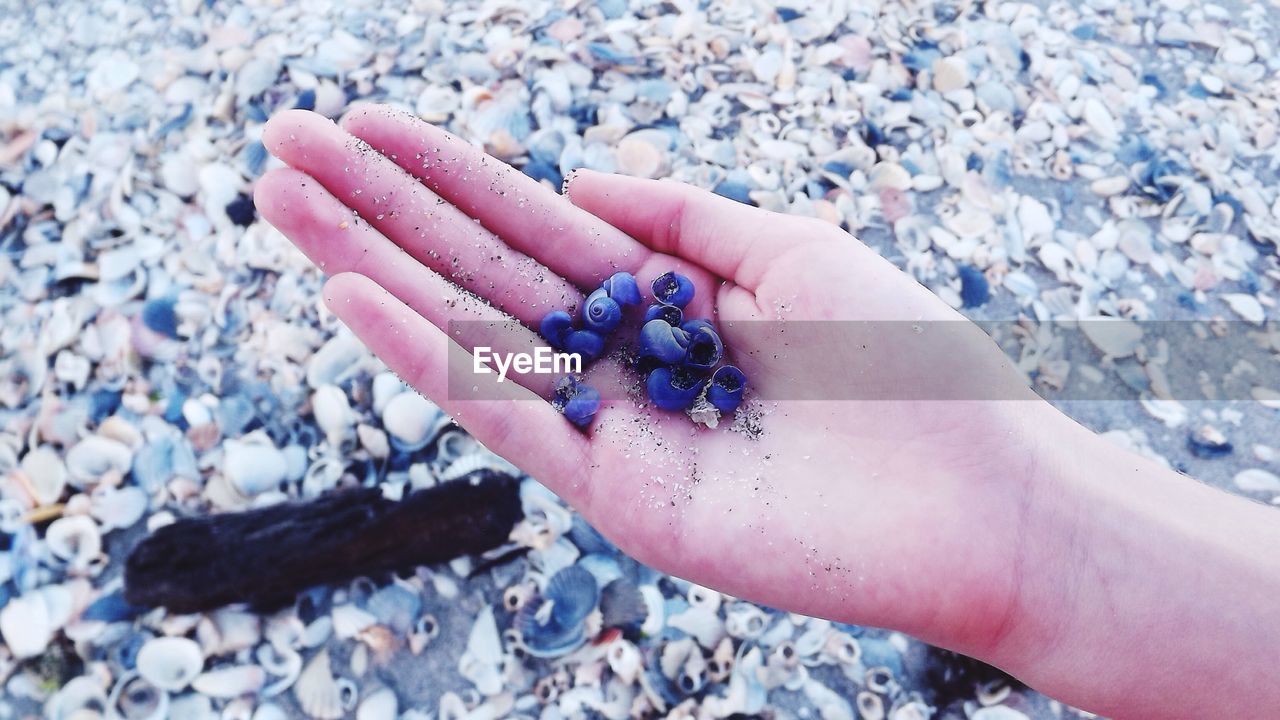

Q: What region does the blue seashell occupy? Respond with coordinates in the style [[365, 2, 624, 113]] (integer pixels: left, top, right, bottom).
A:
[[958, 265, 990, 307], [577, 553, 623, 587], [599, 578, 647, 634], [82, 590, 146, 623], [561, 383, 600, 428], [567, 515, 616, 555], [713, 180, 754, 205], [113, 632, 148, 671], [680, 319, 713, 335], [522, 158, 562, 188], [225, 193, 256, 227], [1188, 428, 1233, 459], [1141, 72, 1167, 98], [1071, 24, 1097, 40], [155, 103, 193, 138], [539, 310, 574, 349], [638, 319, 690, 364], [858, 635, 905, 678], [132, 436, 177, 493], [644, 304, 682, 326], [602, 271, 642, 305], [707, 365, 746, 413], [294, 88, 317, 111], [142, 297, 180, 339], [581, 288, 622, 333], [517, 565, 601, 657], [241, 140, 268, 177], [563, 329, 605, 364], [89, 388, 123, 424], [683, 327, 723, 370], [546, 565, 600, 628], [366, 583, 422, 634], [646, 366, 707, 411], [652, 272, 695, 307], [587, 42, 640, 65]]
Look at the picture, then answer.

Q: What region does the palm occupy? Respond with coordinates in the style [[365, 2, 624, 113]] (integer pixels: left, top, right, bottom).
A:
[[260, 106, 1031, 653]]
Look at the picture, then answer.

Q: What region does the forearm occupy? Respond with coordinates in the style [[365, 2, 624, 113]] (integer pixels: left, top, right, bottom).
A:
[[989, 403, 1280, 718]]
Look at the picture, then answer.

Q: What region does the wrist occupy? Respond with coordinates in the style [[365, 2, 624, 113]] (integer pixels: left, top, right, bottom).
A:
[[978, 404, 1280, 718]]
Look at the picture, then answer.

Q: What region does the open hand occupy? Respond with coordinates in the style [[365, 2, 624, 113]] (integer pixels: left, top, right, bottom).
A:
[[257, 105, 1047, 658]]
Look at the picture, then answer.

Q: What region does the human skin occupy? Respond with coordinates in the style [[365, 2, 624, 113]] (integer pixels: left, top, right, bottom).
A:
[[255, 105, 1280, 719]]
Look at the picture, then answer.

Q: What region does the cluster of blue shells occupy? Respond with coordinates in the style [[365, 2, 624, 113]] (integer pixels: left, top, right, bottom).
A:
[[539, 271, 747, 428], [638, 273, 746, 415]]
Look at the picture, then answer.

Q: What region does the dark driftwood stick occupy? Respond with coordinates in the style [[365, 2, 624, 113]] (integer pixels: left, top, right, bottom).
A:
[[124, 471, 521, 613]]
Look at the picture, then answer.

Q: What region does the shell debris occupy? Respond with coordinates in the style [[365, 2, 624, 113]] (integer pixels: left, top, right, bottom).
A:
[[0, 0, 1275, 717]]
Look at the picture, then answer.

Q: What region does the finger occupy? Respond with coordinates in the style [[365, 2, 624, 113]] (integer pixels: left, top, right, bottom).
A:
[[565, 169, 832, 291], [337, 104, 654, 290], [255, 168, 561, 397], [262, 109, 580, 324], [323, 272, 591, 493]]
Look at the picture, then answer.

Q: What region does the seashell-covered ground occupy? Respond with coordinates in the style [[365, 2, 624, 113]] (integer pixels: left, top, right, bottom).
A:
[[2, 0, 1279, 718]]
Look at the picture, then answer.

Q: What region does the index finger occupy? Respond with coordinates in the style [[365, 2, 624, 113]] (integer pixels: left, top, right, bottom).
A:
[[339, 104, 653, 290]]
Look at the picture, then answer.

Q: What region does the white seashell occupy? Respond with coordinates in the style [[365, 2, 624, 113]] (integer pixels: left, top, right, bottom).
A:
[[607, 639, 642, 684], [856, 691, 884, 720], [802, 677, 854, 720], [1252, 387, 1280, 410], [66, 435, 133, 487], [668, 605, 725, 649], [136, 636, 204, 691], [356, 687, 398, 720], [433, 429, 478, 468], [417, 85, 460, 123], [1140, 398, 1188, 428], [198, 608, 262, 656], [659, 637, 697, 680], [1082, 97, 1119, 142], [615, 130, 669, 179], [223, 438, 288, 497], [357, 424, 389, 460], [92, 485, 149, 531], [1081, 319, 1143, 358], [313, 384, 355, 447], [45, 515, 102, 571], [972, 707, 1031, 720], [371, 372, 409, 415], [1222, 294, 1265, 325], [252, 703, 290, 720], [0, 348, 47, 409], [382, 391, 442, 450], [868, 162, 911, 191], [890, 700, 933, 720], [300, 616, 333, 648], [931, 57, 969, 93], [0, 590, 53, 658], [1234, 469, 1280, 494], [107, 672, 169, 720], [295, 651, 344, 720], [307, 333, 367, 389], [1090, 176, 1129, 197], [44, 674, 108, 720], [21, 445, 67, 505], [942, 207, 994, 239], [687, 584, 721, 612], [191, 665, 266, 698], [257, 642, 303, 697], [332, 604, 377, 640], [459, 606, 504, 695]]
